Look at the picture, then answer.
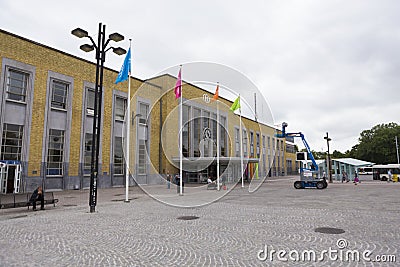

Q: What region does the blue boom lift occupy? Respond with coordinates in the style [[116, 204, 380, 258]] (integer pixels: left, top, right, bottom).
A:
[[276, 122, 328, 189]]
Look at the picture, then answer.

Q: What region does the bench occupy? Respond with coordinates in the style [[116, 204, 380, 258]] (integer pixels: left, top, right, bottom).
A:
[[0, 192, 58, 210], [207, 183, 217, 190]]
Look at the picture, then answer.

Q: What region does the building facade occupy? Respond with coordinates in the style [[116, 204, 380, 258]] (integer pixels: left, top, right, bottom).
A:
[[0, 29, 294, 194]]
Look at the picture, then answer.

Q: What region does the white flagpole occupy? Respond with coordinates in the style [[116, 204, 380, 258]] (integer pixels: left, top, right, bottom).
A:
[[216, 83, 220, 191], [125, 40, 132, 202], [239, 95, 244, 188], [179, 66, 183, 196]]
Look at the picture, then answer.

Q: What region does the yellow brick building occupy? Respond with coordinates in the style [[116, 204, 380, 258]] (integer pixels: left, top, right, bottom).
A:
[[0, 29, 296, 193]]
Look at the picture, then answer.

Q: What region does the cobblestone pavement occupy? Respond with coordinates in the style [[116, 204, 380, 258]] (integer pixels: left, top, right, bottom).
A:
[[0, 177, 399, 266]]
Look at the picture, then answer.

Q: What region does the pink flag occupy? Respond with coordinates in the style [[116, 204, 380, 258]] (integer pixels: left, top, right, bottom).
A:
[[174, 68, 182, 99]]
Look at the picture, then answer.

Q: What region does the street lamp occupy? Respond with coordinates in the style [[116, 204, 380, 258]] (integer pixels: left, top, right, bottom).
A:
[[324, 132, 333, 183], [72, 23, 126, 213]]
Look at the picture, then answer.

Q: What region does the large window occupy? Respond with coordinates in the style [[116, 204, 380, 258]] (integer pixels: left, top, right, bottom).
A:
[[235, 128, 240, 157], [202, 111, 210, 157], [250, 131, 254, 156], [51, 80, 68, 109], [86, 89, 95, 115], [243, 129, 248, 157], [138, 140, 146, 174], [6, 69, 28, 102], [256, 133, 260, 158], [203, 111, 210, 129], [114, 137, 124, 175], [46, 129, 64, 175], [262, 135, 266, 176], [115, 97, 126, 121], [138, 102, 149, 174], [193, 108, 201, 157], [1, 124, 23, 161], [212, 113, 217, 156], [139, 102, 149, 125], [182, 105, 191, 157], [272, 137, 275, 152], [220, 116, 227, 156], [262, 135, 266, 153], [83, 133, 93, 174]]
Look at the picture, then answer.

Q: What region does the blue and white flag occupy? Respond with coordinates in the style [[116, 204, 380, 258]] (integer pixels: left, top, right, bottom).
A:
[[115, 48, 131, 84]]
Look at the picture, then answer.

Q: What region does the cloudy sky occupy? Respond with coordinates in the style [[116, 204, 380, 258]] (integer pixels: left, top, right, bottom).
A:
[[1, 0, 399, 153]]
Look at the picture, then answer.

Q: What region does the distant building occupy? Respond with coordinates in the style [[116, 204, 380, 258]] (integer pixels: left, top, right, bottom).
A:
[[325, 158, 374, 181]]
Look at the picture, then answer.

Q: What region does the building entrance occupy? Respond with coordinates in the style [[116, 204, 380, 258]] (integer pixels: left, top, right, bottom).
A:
[[0, 161, 22, 194]]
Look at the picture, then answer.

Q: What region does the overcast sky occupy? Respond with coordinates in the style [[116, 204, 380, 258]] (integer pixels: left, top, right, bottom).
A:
[[1, 0, 399, 153]]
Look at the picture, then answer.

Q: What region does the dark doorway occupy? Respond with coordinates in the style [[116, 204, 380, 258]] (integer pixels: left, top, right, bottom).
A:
[[6, 166, 15, 193]]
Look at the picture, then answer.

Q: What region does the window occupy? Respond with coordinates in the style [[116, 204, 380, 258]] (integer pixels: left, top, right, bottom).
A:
[[115, 97, 126, 121], [220, 116, 226, 156], [139, 102, 149, 125], [1, 124, 23, 161], [203, 111, 210, 129], [86, 89, 95, 115], [193, 108, 201, 157], [6, 69, 28, 102], [51, 80, 68, 109], [212, 113, 217, 156], [114, 137, 124, 175], [138, 102, 149, 174], [256, 133, 260, 158], [83, 133, 93, 174], [182, 105, 191, 157], [46, 129, 64, 175], [202, 111, 210, 157], [262, 135, 266, 152], [138, 140, 146, 174], [250, 131, 254, 156], [243, 129, 248, 157], [262, 135, 266, 176], [235, 128, 240, 157]]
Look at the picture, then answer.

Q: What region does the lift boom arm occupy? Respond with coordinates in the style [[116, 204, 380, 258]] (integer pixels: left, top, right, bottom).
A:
[[276, 123, 318, 171], [286, 132, 318, 171]]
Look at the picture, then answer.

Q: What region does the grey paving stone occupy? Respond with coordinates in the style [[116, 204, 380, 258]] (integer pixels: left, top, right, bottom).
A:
[[0, 177, 399, 266]]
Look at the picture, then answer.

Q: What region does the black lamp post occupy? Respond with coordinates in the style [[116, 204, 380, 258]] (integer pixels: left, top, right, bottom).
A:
[[324, 132, 332, 183], [72, 23, 126, 213]]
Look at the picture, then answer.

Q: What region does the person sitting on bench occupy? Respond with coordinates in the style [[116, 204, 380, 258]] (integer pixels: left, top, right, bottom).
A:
[[29, 186, 44, 211]]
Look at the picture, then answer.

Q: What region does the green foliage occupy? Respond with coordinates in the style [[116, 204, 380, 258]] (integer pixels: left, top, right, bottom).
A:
[[348, 123, 400, 164], [300, 148, 326, 160], [332, 150, 346, 158]]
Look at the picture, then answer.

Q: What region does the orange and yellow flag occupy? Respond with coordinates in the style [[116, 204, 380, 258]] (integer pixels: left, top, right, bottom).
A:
[[213, 85, 219, 100]]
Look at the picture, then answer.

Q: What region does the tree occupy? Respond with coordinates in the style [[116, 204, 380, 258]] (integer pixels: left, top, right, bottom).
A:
[[349, 123, 400, 164], [332, 150, 346, 158]]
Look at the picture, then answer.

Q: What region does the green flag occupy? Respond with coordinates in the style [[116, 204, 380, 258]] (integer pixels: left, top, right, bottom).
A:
[[230, 96, 240, 112]]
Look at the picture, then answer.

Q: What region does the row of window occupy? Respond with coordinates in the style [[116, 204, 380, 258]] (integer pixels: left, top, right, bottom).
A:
[[234, 129, 284, 158], [2, 68, 149, 177]]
